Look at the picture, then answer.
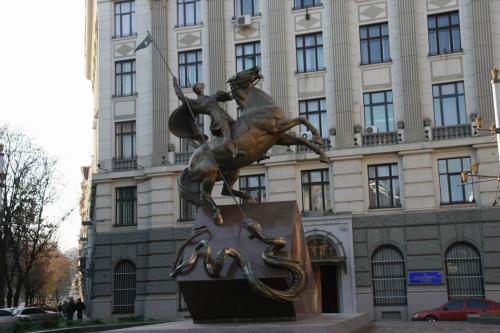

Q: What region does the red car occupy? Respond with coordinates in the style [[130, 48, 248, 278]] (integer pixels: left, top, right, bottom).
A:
[[412, 299, 500, 321]]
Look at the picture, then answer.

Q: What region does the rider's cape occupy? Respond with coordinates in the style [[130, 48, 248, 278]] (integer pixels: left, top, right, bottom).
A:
[[168, 102, 207, 143]]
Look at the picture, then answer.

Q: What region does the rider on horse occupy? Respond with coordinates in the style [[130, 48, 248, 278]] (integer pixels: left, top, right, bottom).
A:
[[170, 77, 245, 159]]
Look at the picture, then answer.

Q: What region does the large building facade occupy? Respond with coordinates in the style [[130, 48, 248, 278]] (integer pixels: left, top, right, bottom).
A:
[[84, 0, 500, 322]]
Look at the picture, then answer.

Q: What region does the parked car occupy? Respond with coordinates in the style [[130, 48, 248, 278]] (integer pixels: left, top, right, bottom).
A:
[[0, 309, 18, 331], [12, 307, 59, 321], [412, 298, 500, 321]]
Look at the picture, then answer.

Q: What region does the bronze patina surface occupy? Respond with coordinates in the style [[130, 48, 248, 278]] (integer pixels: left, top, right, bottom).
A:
[[174, 202, 320, 323]]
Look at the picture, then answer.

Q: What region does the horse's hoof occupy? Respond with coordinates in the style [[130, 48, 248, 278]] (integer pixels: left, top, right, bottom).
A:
[[320, 155, 329, 164]]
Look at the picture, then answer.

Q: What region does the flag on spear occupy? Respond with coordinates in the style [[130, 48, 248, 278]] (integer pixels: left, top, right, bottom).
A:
[[134, 34, 153, 52]]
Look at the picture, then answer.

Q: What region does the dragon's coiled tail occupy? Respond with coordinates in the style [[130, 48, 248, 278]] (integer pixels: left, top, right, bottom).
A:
[[171, 219, 308, 302]]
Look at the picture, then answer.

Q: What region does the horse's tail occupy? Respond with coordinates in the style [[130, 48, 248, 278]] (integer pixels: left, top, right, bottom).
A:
[[178, 168, 205, 206]]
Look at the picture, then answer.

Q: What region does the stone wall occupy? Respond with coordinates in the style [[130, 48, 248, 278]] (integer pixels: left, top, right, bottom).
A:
[[353, 207, 500, 320]]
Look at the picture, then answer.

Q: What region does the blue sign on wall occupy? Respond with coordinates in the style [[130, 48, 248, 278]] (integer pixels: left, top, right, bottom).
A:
[[408, 271, 443, 285]]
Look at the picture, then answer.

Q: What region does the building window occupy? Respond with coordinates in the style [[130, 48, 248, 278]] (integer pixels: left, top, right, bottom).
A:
[[115, 60, 136, 97], [116, 187, 137, 226], [236, 42, 261, 72], [178, 50, 202, 88], [115, 121, 136, 159], [364, 90, 394, 132], [438, 157, 474, 204], [445, 242, 484, 299], [368, 163, 401, 209], [299, 98, 327, 139], [428, 11, 461, 55], [179, 197, 198, 222], [114, 1, 135, 38], [234, 0, 259, 17], [294, 0, 322, 10], [360, 22, 390, 65], [301, 169, 330, 212], [371, 245, 407, 306], [239, 174, 265, 203], [177, 0, 201, 27], [296, 32, 324, 73], [433, 82, 466, 127], [113, 260, 136, 314]]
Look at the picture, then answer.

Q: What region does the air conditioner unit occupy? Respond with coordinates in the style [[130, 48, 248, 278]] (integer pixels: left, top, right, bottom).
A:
[[365, 125, 378, 134], [300, 131, 313, 141], [237, 15, 252, 27]]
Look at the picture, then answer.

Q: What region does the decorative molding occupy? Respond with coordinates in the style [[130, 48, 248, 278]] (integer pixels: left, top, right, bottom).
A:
[[294, 12, 322, 32], [114, 99, 136, 118], [361, 65, 392, 90], [426, 0, 458, 12], [113, 42, 135, 59], [177, 30, 202, 49], [358, 2, 387, 23], [297, 74, 326, 99], [430, 56, 463, 82], [234, 22, 260, 41]]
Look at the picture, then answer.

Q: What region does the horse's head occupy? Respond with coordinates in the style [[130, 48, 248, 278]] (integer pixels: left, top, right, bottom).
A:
[[227, 66, 263, 106]]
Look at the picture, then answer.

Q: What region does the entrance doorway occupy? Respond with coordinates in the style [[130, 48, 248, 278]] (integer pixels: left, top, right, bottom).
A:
[[313, 264, 339, 313], [307, 233, 346, 314]]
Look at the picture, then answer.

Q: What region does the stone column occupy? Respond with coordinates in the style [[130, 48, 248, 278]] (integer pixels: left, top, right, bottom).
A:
[[267, 0, 289, 115], [331, 0, 354, 148], [471, 0, 494, 121], [151, 0, 169, 166], [398, 0, 423, 142], [206, 0, 226, 92]]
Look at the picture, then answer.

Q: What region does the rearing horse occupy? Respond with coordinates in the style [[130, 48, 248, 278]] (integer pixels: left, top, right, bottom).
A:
[[178, 67, 329, 224]]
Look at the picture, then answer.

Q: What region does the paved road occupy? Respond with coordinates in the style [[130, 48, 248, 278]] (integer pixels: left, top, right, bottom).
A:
[[362, 321, 500, 333]]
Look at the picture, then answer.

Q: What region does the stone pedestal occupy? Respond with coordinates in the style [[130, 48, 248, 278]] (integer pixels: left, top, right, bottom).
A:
[[176, 201, 320, 323], [104, 313, 372, 333]]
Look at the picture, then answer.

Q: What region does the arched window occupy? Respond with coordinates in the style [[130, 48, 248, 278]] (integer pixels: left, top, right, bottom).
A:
[[371, 245, 407, 305], [113, 260, 136, 314], [445, 242, 484, 299]]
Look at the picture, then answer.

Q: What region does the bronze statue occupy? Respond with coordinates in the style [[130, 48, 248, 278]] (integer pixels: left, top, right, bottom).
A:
[[170, 67, 328, 225]]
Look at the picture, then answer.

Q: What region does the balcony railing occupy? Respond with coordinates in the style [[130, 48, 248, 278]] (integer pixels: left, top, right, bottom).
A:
[[362, 131, 399, 147], [295, 139, 332, 153], [432, 124, 471, 141], [175, 152, 192, 165], [112, 157, 137, 171]]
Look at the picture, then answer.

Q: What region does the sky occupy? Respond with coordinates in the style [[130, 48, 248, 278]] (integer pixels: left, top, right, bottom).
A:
[[0, 1, 94, 251]]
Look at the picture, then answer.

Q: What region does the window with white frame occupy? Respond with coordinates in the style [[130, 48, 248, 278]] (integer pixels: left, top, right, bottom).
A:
[[177, 0, 201, 27], [239, 174, 265, 203], [294, 0, 322, 10], [296, 32, 324, 73], [368, 163, 401, 209], [234, 0, 259, 17], [301, 169, 330, 212], [114, 1, 135, 38], [428, 11, 461, 56], [363, 90, 394, 133], [432, 81, 466, 127], [236, 41, 261, 72], [299, 98, 328, 139], [115, 121, 136, 160], [438, 156, 474, 204], [178, 50, 203, 88], [359, 22, 390, 65], [115, 187, 137, 226], [115, 60, 136, 97]]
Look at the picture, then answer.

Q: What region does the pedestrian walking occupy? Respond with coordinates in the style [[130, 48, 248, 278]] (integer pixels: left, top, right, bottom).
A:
[[75, 298, 85, 321], [65, 298, 76, 321]]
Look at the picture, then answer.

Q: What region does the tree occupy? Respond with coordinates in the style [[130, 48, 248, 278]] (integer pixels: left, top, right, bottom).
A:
[[0, 125, 73, 306]]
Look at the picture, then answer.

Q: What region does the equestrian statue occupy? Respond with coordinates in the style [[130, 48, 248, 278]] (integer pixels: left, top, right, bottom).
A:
[[169, 67, 329, 225]]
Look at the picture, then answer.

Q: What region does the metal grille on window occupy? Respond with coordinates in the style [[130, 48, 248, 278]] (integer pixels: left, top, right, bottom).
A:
[[113, 260, 136, 314], [371, 245, 407, 305], [445, 242, 484, 299]]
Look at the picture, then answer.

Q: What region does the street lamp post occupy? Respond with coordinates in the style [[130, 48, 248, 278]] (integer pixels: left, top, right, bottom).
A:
[[491, 68, 500, 164]]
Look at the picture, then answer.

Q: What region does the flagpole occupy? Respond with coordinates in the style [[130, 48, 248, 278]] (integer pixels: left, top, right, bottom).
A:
[[145, 31, 176, 79]]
